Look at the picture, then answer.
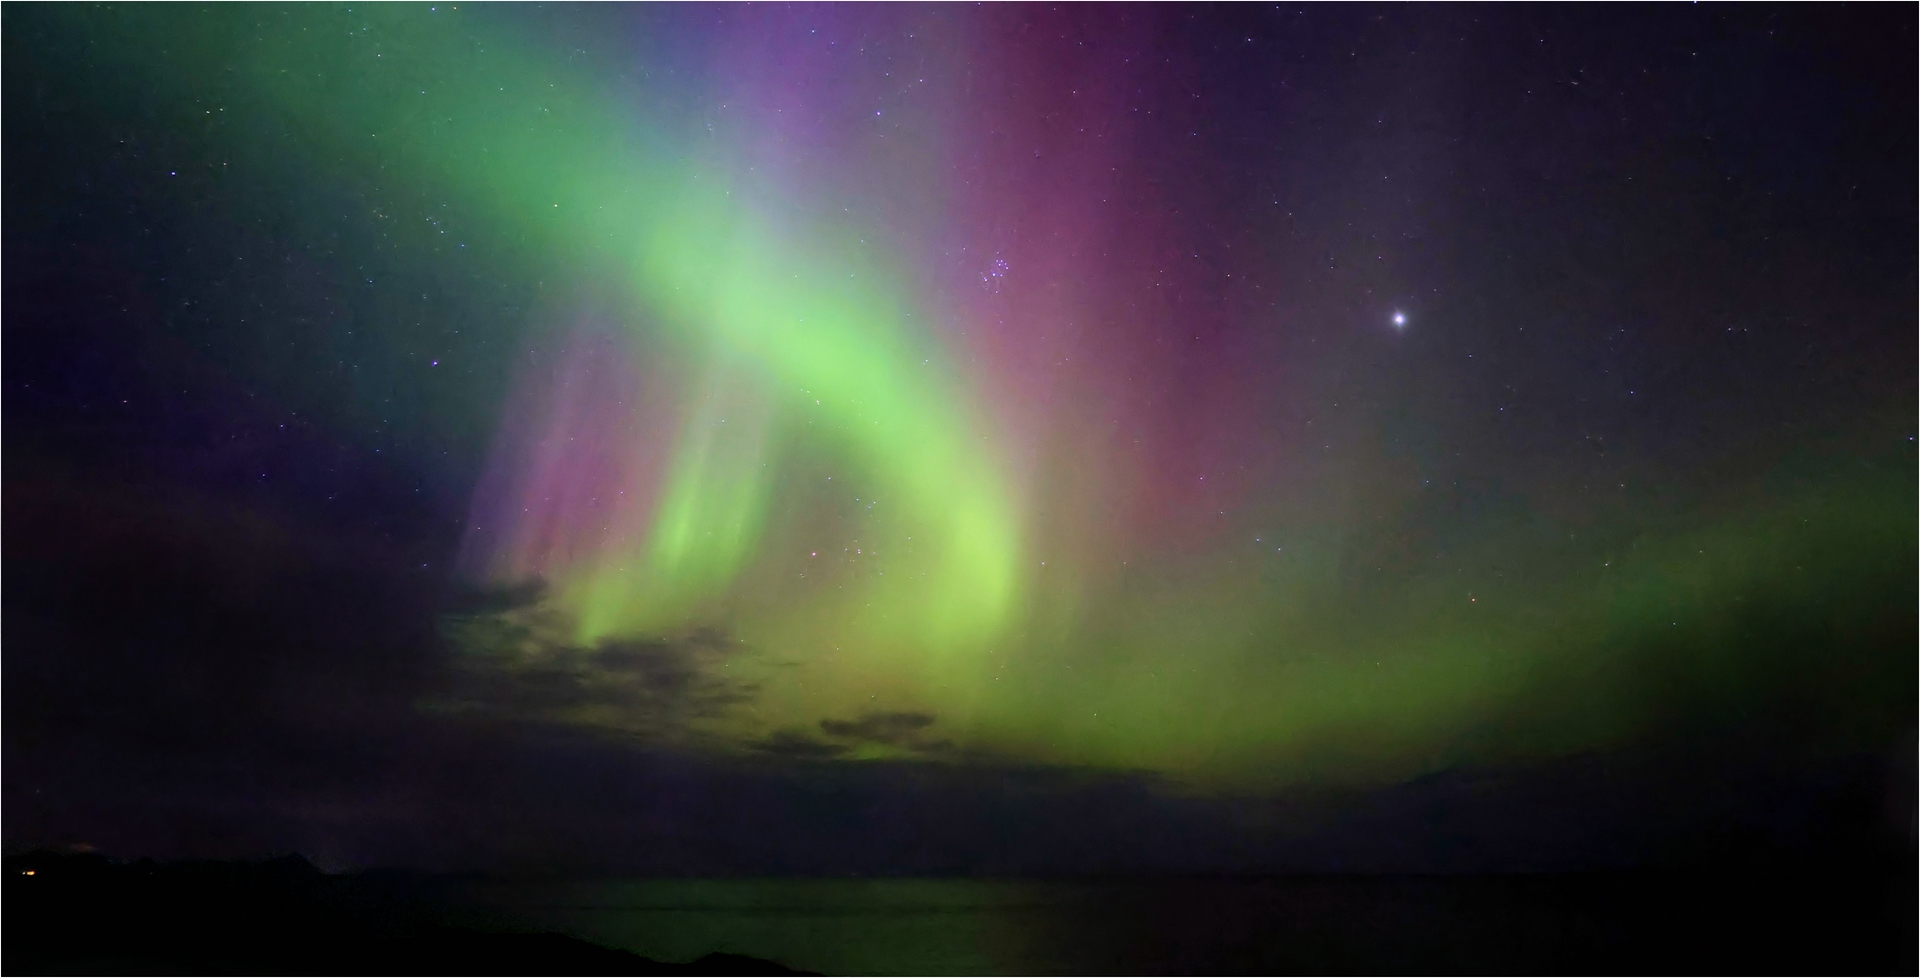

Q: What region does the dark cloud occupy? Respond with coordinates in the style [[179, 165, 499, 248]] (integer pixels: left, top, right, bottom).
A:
[[751, 731, 849, 761], [819, 712, 935, 745], [747, 712, 960, 762], [805, 711, 958, 758], [433, 615, 763, 740]]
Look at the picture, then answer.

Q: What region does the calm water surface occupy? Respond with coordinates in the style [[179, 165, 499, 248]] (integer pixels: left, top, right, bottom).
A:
[[448, 879, 1112, 974], [435, 876, 1626, 974]]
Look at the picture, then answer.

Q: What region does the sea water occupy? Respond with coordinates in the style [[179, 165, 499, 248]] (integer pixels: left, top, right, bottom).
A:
[[433, 876, 1618, 974], [444, 878, 1101, 974]]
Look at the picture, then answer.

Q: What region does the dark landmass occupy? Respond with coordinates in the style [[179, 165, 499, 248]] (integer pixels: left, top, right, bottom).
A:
[[3, 851, 811, 976], [6, 850, 1912, 975]]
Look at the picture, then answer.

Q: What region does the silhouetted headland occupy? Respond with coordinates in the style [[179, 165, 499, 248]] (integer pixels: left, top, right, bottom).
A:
[[4, 850, 812, 975]]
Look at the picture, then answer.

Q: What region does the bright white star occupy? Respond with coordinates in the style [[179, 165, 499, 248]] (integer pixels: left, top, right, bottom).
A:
[[1392, 311, 1407, 328]]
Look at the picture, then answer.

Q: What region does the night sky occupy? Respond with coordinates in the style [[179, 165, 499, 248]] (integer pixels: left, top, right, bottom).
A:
[[5, 4, 1914, 875]]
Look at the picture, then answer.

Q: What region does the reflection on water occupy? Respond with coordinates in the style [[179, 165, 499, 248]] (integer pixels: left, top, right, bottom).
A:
[[432, 874, 1895, 975], [445, 879, 1082, 975]]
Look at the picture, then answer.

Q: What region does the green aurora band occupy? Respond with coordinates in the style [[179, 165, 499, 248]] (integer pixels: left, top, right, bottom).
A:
[[52, 5, 1914, 788]]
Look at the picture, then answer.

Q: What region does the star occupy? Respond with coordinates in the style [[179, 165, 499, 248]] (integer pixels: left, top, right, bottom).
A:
[[1392, 311, 1407, 328]]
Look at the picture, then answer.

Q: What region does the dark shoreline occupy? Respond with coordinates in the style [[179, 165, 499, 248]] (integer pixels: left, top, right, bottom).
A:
[[4, 850, 811, 976]]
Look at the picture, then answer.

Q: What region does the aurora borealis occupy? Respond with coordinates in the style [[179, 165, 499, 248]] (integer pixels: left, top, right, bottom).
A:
[[4, 3, 1914, 879]]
